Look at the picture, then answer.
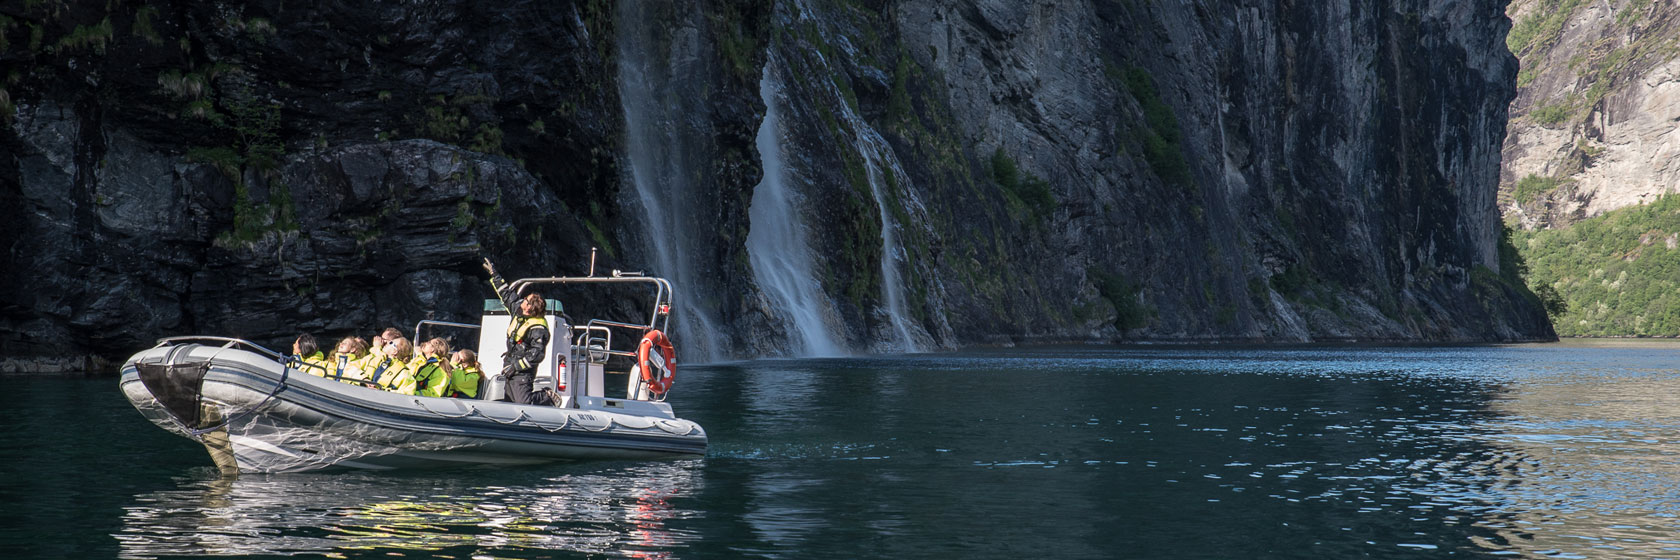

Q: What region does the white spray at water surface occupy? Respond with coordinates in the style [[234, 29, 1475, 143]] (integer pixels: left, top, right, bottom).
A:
[[746, 63, 847, 357], [616, 0, 724, 361]]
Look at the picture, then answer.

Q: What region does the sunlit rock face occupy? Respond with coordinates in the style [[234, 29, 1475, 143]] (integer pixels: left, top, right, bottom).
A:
[[1501, 1, 1680, 229], [1, 0, 1550, 370]]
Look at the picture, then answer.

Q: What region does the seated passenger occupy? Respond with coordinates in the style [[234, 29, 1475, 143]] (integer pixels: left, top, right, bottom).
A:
[[447, 349, 483, 399], [329, 336, 372, 385], [408, 338, 453, 398], [290, 334, 329, 377], [376, 327, 404, 348], [365, 336, 414, 391]]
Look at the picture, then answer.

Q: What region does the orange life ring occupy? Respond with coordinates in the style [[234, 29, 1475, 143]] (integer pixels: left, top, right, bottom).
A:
[[637, 330, 676, 396]]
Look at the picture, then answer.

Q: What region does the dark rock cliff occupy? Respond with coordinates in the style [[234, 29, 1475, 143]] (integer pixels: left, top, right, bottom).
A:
[[759, 0, 1553, 349], [1, 0, 1551, 372], [1, 0, 655, 370]]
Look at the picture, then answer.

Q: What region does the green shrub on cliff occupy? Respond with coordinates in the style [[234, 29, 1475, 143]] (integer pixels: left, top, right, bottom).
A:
[[185, 82, 295, 244], [418, 93, 504, 155], [1507, 0, 1585, 55], [1618, 0, 1654, 24], [1091, 269, 1151, 331], [133, 7, 163, 46], [1514, 194, 1680, 336], [227, 86, 283, 172], [56, 16, 112, 54], [708, 1, 764, 82], [187, 146, 241, 178], [1118, 66, 1194, 191], [1512, 174, 1566, 204], [888, 52, 913, 124], [989, 148, 1057, 220], [1530, 100, 1575, 126], [0, 15, 12, 54]]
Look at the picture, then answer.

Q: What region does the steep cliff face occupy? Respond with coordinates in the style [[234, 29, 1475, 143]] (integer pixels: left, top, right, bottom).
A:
[[1499, 0, 1680, 337], [756, 0, 1551, 351], [1, 0, 656, 370], [1, 0, 1550, 371], [1501, 0, 1680, 227], [613, 0, 771, 361]]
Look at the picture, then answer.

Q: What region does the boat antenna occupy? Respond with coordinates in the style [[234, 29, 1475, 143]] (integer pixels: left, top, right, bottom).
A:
[[589, 247, 597, 278]]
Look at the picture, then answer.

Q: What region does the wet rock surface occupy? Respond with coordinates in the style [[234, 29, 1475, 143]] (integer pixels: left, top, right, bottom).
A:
[[769, 0, 1552, 348], [2, 0, 1551, 371], [2, 0, 626, 370]]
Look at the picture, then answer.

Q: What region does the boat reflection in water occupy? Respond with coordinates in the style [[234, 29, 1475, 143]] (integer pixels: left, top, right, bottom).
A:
[[116, 460, 702, 559]]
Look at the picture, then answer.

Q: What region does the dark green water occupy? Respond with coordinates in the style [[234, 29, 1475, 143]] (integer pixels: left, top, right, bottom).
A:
[[9, 343, 1680, 559]]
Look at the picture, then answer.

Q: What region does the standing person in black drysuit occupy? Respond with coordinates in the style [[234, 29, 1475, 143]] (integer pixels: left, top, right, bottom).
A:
[[483, 258, 555, 406]]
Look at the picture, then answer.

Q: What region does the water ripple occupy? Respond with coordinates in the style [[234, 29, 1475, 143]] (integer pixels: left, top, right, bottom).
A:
[[24, 343, 1680, 558]]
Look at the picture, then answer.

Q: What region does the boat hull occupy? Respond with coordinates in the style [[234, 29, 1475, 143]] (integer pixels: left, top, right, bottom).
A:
[[121, 344, 707, 473]]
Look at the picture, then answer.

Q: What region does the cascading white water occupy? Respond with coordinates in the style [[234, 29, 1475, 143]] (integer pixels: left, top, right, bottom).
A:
[[745, 63, 847, 357], [616, 0, 724, 361], [832, 98, 928, 353]]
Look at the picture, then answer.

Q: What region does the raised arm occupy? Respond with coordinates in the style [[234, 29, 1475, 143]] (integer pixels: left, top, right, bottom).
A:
[[484, 258, 519, 310]]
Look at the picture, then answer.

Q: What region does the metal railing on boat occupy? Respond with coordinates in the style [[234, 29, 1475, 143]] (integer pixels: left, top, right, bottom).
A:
[[151, 336, 339, 379], [413, 320, 481, 344], [508, 272, 674, 332]]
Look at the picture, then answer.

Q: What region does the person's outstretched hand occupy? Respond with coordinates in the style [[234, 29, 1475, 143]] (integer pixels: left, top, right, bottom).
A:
[[482, 258, 496, 276]]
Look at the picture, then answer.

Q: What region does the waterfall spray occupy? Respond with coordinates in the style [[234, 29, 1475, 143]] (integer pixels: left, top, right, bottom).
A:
[[746, 62, 847, 357], [831, 92, 928, 353], [616, 0, 725, 361]]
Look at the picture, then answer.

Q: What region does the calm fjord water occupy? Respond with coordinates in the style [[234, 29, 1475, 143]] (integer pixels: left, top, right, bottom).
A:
[[8, 343, 1680, 558]]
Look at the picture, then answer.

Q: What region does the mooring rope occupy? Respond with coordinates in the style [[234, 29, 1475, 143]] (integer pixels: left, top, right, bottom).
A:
[[411, 399, 481, 419], [528, 416, 572, 432], [475, 408, 530, 425], [408, 398, 629, 435]]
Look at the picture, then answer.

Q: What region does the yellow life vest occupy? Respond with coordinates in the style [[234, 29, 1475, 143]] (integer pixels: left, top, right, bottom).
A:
[[449, 365, 482, 398], [292, 351, 329, 377], [366, 356, 409, 390], [382, 356, 426, 394], [508, 315, 548, 342], [411, 357, 449, 397], [330, 353, 368, 384]]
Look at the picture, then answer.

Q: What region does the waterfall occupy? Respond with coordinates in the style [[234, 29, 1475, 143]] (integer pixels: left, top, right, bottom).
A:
[[832, 95, 928, 353], [745, 63, 847, 357], [616, 0, 724, 361]]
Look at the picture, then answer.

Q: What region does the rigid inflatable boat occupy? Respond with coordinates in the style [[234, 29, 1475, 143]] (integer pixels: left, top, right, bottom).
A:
[[119, 272, 706, 474]]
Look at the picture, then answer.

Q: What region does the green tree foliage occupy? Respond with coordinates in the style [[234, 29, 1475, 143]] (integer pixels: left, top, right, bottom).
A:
[[55, 16, 112, 54], [1514, 194, 1680, 336], [887, 52, 913, 123]]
